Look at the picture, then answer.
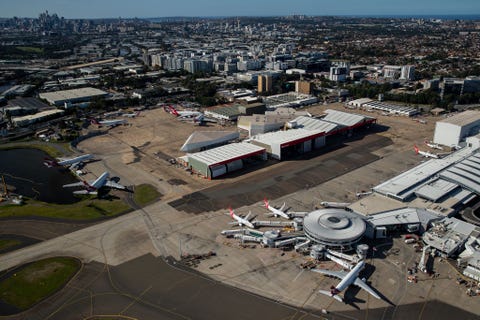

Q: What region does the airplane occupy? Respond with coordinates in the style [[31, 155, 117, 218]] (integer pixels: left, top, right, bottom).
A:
[[122, 111, 141, 118], [63, 171, 126, 195], [312, 260, 381, 303], [414, 145, 439, 159], [226, 207, 256, 229], [44, 154, 93, 169], [164, 105, 203, 119], [263, 198, 291, 219], [424, 140, 443, 150], [90, 118, 127, 128]]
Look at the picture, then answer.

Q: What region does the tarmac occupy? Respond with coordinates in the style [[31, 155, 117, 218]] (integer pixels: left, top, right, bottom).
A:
[[1, 103, 480, 319]]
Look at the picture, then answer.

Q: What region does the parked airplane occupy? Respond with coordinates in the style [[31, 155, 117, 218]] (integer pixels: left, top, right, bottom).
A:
[[424, 140, 443, 150], [164, 105, 203, 119], [320, 201, 351, 209], [263, 198, 290, 219], [312, 260, 381, 303], [63, 171, 126, 195], [122, 111, 141, 118], [90, 118, 127, 127], [44, 154, 93, 169], [226, 207, 256, 229], [414, 145, 439, 159]]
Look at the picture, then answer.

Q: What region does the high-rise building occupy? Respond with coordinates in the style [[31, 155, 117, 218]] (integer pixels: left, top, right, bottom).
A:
[[258, 75, 273, 93], [400, 65, 415, 81], [329, 67, 347, 82], [295, 81, 313, 94]]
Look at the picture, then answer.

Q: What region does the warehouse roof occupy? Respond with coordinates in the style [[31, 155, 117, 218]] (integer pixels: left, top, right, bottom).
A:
[[323, 109, 375, 127], [440, 153, 480, 194], [180, 131, 239, 152], [414, 179, 460, 202], [39, 87, 108, 104], [187, 143, 265, 167], [438, 110, 480, 127], [250, 128, 324, 146], [292, 116, 340, 134]]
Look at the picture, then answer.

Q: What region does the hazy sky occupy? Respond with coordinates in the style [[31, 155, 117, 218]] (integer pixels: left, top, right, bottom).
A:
[[1, 0, 479, 18]]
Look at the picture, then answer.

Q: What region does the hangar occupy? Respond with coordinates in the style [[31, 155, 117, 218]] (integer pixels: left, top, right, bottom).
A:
[[433, 110, 480, 148], [180, 131, 239, 153], [249, 128, 325, 160], [187, 143, 267, 179]]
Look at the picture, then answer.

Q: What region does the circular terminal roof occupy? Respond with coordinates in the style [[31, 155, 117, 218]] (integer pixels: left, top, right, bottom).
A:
[[303, 209, 366, 245]]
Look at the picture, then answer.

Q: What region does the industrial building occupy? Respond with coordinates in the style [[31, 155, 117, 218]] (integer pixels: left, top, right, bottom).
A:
[[433, 110, 480, 148], [303, 209, 366, 250], [264, 92, 318, 110], [180, 131, 239, 153], [186, 143, 267, 179], [237, 108, 311, 137], [39, 87, 109, 107], [12, 109, 65, 127], [347, 98, 418, 117], [322, 109, 377, 132], [249, 128, 326, 160], [204, 103, 266, 121]]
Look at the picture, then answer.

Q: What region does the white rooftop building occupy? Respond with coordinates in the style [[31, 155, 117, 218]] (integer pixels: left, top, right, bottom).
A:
[[433, 110, 480, 148]]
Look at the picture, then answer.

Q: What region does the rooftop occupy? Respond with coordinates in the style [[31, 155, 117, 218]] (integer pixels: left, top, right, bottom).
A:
[[292, 116, 340, 134], [437, 110, 480, 127], [187, 142, 265, 166], [180, 131, 239, 152], [322, 109, 375, 127], [250, 128, 324, 145]]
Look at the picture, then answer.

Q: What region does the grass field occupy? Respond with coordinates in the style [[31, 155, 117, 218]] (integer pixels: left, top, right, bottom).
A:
[[0, 257, 80, 310], [133, 184, 160, 206], [15, 46, 44, 54], [0, 239, 21, 251], [0, 142, 69, 158], [0, 198, 131, 220]]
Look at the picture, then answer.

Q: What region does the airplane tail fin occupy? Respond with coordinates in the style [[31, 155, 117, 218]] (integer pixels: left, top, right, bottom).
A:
[[169, 106, 179, 116], [228, 207, 234, 218], [245, 211, 252, 221], [90, 118, 100, 125], [414, 145, 419, 154], [263, 198, 269, 209], [318, 290, 343, 303]]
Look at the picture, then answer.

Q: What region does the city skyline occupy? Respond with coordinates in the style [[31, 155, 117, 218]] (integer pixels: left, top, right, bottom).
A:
[[1, 0, 480, 19]]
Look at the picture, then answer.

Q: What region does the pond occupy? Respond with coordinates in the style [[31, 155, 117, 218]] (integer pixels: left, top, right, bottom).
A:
[[0, 149, 80, 204]]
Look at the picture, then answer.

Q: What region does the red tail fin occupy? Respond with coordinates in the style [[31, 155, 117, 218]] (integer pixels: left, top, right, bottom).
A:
[[169, 106, 179, 116], [229, 207, 234, 218], [414, 145, 419, 154], [263, 198, 269, 208]]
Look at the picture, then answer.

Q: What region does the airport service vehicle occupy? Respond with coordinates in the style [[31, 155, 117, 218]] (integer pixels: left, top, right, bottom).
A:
[[312, 260, 381, 302], [227, 207, 255, 229], [44, 154, 93, 169], [263, 198, 290, 219], [63, 171, 126, 195]]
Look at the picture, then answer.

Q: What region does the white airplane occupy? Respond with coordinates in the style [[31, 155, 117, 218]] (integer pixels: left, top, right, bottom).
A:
[[63, 171, 126, 195], [90, 118, 127, 127], [312, 260, 381, 303], [320, 201, 351, 209], [263, 198, 290, 219], [414, 145, 439, 159], [122, 111, 141, 118], [226, 207, 255, 229], [44, 154, 93, 169], [424, 140, 443, 150], [164, 105, 203, 119]]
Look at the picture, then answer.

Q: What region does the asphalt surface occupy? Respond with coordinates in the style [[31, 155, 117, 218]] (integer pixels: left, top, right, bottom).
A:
[[169, 133, 391, 213]]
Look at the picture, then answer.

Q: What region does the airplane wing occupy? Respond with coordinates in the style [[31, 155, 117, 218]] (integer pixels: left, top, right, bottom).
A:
[[73, 190, 97, 195], [63, 181, 85, 188], [312, 269, 348, 280], [105, 180, 126, 190], [353, 278, 381, 299]]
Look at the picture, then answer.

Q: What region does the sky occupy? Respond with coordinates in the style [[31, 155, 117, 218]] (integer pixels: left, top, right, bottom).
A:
[[1, 0, 480, 19]]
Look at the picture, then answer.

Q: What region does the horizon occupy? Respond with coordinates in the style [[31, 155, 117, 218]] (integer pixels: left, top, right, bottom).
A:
[[1, 0, 480, 20]]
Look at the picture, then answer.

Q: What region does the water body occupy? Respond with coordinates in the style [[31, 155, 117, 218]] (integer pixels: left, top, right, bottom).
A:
[[0, 149, 80, 204]]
